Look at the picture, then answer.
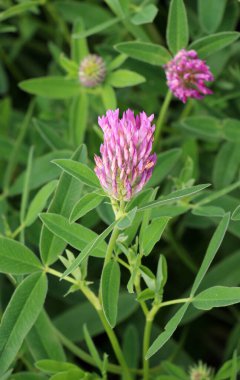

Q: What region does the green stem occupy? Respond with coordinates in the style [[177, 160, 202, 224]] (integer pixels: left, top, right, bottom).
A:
[[97, 310, 132, 380], [153, 90, 172, 150], [103, 226, 119, 268], [47, 267, 131, 379], [143, 305, 159, 380], [56, 329, 122, 375], [143, 319, 152, 380], [160, 297, 192, 308]]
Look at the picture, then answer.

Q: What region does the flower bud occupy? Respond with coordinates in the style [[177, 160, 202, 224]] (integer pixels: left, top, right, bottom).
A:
[[79, 54, 106, 88]]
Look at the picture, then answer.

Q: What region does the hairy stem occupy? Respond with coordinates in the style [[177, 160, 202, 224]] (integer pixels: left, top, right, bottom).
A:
[[103, 226, 119, 268]]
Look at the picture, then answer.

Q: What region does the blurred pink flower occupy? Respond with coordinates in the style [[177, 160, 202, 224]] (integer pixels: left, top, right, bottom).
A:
[[164, 49, 214, 103], [94, 109, 157, 201], [79, 54, 106, 87]]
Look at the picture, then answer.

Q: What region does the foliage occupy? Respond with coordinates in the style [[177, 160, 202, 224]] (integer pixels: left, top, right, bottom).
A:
[[0, 1, 240, 380]]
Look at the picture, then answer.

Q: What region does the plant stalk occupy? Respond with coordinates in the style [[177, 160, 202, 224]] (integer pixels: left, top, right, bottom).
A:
[[153, 90, 172, 150]]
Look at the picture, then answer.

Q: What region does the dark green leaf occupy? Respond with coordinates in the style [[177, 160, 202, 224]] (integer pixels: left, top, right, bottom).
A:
[[146, 303, 189, 359], [141, 217, 169, 256], [180, 116, 222, 141], [107, 69, 145, 88], [0, 238, 42, 274], [147, 149, 182, 188], [70, 192, 104, 223], [191, 213, 230, 296], [139, 184, 210, 211], [54, 293, 137, 342], [190, 32, 240, 59], [19, 77, 81, 99], [35, 360, 78, 374], [115, 41, 171, 66], [52, 159, 100, 189], [40, 145, 87, 265], [26, 311, 66, 361], [131, 4, 158, 25], [62, 220, 118, 277], [167, 0, 189, 54], [0, 273, 48, 375], [25, 180, 58, 226], [40, 213, 107, 258], [193, 286, 240, 310], [101, 261, 121, 327], [198, 0, 227, 33]]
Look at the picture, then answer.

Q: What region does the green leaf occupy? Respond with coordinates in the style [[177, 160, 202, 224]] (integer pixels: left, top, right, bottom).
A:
[[34, 120, 71, 150], [123, 325, 140, 369], [166, 0, 189, 54], [115, 41, 171, 66], [139, 184, 210, 211], [198, 0, 227, 34], [232, 206, 240, 221], [25, 180, 58, 226], [71, 18, 89, 63], [83, 325, 102, 370], [26, 310, 66, 361], [191, 213, 230, 296], [117, 207, 137, 230], [0, 238, 42, 274], [162, 361, 188, 380], [192, 206, 225, 218], [0, 1, 42, 21], [0, 273, 48, 375], [52, 159, 100, 189], [62, 220, 118, 277], [70, 192, 104, 223], [189, 32, 240, 59], [54, 293, 137, 342], [101, 260, 121, 327], [70, 92, 89, 146], [223, 119, 240, 143], [146, 303, 189, 359], [10, 150, 72, 196], [40, 213, 107, 258], [156, 255, 168, 292], [107, 69, 145, 88], [137, 288, 155, 302], [193, 286, 240, 310], [146, 149, 182, 188], [213, 142, 240, 189], [141, 217, 170, 256], [131, 4, 158, 25], [215, 357, 240, 380], [19, 77, 81, 99], [101, 85, 117, 110], [35, 360, 78, 374], [73, 17, 120, 38], [10, 373, 47, 380], [180, 116, 222, 141], [49, 369, 85, 380], [40, 145, 87, 265]]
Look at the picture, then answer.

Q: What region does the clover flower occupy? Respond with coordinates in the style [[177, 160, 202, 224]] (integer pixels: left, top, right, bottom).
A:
[[189, 361, 213, 380], [79, 54, 106, 88], [164, 49, 214, 103], [94, 109, 157, 201]]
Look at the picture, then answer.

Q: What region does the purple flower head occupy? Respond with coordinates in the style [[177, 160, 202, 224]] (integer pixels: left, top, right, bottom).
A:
[[164, 49, 214, 103], [79, 54, 106, 88], [94, 109, 157, 202]]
